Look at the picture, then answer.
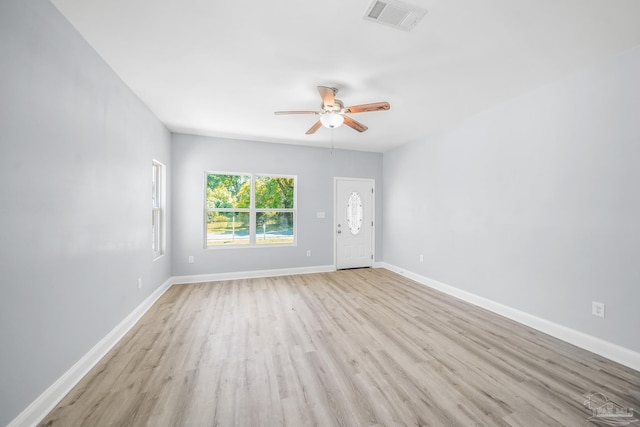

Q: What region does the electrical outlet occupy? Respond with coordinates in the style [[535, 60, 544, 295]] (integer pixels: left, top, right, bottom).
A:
[[137, 277, 142, 290], [307, 250, 312, 257], [188, 256, 194, 264], [592, 301, 605, 318], [419, 254, 424, 263]]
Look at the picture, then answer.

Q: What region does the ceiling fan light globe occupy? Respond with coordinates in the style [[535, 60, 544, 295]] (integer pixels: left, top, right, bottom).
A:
[[320, 113, 344, 129]]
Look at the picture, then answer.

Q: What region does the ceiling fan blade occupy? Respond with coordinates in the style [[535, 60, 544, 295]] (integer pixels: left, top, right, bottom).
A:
[[305, 120, 322, 135], [274, 110, 318, 115], [318, 86, 337, 109], [343, 116, 368, 132], [344, 102, 390, 114]]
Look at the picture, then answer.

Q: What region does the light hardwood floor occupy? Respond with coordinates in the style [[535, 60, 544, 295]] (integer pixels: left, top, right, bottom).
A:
[[40, 269, 639, 426]]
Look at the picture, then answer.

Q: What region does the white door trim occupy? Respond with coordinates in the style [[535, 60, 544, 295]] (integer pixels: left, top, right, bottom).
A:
[[333, 177, 375, 269]]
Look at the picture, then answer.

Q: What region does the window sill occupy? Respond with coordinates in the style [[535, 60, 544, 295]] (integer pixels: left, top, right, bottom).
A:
[[204, 242, 297, 250]]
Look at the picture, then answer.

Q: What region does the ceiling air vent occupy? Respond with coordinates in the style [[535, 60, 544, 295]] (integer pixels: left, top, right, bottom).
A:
[[363, 0, 427, 32]]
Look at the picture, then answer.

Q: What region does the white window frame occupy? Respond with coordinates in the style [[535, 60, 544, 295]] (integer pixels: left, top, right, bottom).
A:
[[152, 160, 165, 259], [204, 172, 297, 248]]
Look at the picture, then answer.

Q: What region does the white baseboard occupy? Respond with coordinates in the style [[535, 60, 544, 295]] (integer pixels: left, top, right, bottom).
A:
[[381, 262, 640, 372], [8, 277, 173, 427], [172, 264, 335, 285]]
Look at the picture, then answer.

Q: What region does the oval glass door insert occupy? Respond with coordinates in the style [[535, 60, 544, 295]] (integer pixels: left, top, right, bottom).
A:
[[346, 191, 363, 235]]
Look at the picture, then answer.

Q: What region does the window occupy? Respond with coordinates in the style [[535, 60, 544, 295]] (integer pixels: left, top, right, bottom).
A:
[[205, 173, 296, 247], [152, 160, 165, 258]]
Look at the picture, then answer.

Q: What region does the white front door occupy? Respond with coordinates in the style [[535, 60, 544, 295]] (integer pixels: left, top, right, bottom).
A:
[[335, 178, 374, 270]]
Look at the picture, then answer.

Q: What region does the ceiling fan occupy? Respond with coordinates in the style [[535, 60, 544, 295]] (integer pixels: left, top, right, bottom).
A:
[[275, 86, 390, 134]]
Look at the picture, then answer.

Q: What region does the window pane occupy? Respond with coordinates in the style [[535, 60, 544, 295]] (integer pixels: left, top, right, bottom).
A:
[[256, 212, 294, 245], [152, 209, 160, 253], [255, 176, 294, 209], [206, 174, 251, 209], [207, 211, 250, 246], [152, 164, 160, 208]]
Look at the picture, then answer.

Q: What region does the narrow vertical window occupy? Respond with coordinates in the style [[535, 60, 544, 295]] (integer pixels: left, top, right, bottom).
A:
[[152, 160, 165, 258]]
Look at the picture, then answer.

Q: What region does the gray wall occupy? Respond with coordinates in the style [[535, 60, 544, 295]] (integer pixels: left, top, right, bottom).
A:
[[383, 46, 640, 353], [0, 0, 171, 424], [171, 133, 382, 276]]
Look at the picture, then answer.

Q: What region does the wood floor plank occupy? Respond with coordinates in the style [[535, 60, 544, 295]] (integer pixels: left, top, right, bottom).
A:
[[40, 269, 640, 426]]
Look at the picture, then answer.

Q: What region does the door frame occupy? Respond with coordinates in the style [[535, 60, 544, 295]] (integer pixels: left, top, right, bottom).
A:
[[333, 177, 376, 270]]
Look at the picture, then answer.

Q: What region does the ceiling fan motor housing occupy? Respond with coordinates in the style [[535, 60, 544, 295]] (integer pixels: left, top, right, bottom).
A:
[[323, 98, 344, 113]]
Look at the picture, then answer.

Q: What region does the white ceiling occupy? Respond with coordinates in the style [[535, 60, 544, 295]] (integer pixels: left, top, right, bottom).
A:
[[51, 0, 640, 152]]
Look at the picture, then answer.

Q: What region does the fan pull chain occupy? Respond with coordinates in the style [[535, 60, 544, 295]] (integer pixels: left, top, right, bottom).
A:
[[330, 129, 334, 156]]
